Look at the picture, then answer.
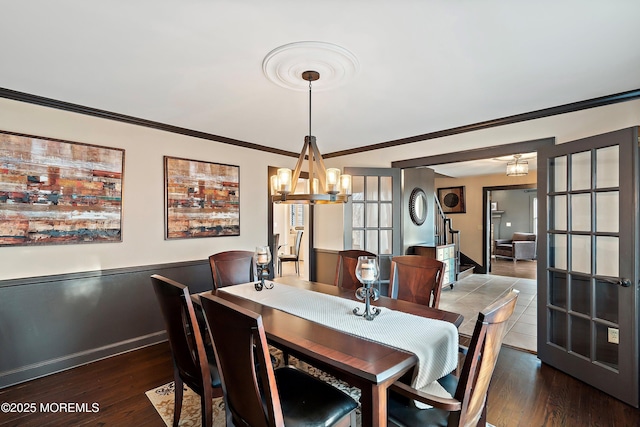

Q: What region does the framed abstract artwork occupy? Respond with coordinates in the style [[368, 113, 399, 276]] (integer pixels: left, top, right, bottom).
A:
[[437, 186, 466, 214], [0, 131, 124, 246], [164, 156, 240, 239]]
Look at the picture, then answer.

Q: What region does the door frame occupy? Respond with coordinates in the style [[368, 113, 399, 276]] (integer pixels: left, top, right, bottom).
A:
[[482, 183, 537, 274], [267, 166, 315, 280], [392, 137, 554, 274], [391, 137, 555, 170]]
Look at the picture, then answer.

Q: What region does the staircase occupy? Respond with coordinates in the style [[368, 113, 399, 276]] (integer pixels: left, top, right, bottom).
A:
[[434, 196, 475, 282]]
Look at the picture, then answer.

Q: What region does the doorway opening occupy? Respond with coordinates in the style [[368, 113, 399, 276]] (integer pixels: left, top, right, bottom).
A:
[[392, 139, 551, 355], [485, 184, 537, 280], [268, 166, 312, 281]]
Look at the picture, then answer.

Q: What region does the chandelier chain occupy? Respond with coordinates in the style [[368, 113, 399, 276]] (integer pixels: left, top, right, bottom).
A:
[[308, 79, 312, 138]]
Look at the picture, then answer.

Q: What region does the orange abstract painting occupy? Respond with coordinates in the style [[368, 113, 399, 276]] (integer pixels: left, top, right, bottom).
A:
[[164, 156, 239, 239], [0, 131, 124, 246]]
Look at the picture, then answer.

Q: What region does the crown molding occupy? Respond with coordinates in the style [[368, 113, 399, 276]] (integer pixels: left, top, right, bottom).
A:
[[0, 87, 298, 158], [2, 86, 638, 160], [324, 88, 640, 158]]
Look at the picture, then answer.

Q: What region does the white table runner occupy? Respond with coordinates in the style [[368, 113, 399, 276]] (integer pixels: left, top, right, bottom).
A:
[[219, 282, 458, 398]]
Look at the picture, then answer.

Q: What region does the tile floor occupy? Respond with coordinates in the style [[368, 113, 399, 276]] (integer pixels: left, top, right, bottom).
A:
[[439, 273, 538, 353]]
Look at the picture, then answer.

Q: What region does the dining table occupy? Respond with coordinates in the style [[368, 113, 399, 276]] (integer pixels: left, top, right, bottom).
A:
[[193, 276, 463, 427]]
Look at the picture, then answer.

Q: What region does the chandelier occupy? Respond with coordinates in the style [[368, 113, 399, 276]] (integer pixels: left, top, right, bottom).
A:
[[270, 71, 352, 204], [506, 154, 529, 176]]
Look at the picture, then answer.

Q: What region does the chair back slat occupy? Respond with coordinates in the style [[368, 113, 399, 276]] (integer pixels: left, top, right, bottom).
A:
[[389, 255, 445, 308], [201, 294, 284, 427], [209, 250, 255, 289], [150, 274, 210, 395], [453, 290, 519, 427], [334, 249, 377, 290], [293, 230, 303, 256]]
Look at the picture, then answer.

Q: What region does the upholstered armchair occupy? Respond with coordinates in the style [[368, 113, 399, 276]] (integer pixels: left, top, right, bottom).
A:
[[494, 232, 537, 262]]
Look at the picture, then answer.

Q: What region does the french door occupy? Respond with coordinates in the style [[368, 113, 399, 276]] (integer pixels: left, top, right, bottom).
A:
[[537, 127, 639, 407], [343, 167, 402, 289]]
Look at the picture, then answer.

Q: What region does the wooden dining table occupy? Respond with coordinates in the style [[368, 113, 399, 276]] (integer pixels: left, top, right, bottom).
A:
[[194, 276, 463, 427]]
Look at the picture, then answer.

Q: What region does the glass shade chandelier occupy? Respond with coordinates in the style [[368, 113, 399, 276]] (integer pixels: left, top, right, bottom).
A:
[[270, 71, 352, 204], [506, 154, 529, 176]]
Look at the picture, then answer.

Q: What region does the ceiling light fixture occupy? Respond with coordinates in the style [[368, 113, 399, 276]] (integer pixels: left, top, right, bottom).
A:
[[506, 154, 529, 176], [270, 71, 351, 204]]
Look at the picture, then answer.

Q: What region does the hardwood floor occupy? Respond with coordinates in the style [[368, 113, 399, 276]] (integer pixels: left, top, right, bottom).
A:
[[1, 342, 638, 426], [0, 344, 173, 427], [490, 257, 537, 280]]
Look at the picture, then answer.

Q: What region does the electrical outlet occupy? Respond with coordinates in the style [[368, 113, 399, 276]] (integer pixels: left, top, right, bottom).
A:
[[506, 222, 512, 227], [608, 327, 619, 344]]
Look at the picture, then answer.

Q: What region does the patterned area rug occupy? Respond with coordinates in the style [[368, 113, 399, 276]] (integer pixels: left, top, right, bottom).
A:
[[146, 348, 362, 426]]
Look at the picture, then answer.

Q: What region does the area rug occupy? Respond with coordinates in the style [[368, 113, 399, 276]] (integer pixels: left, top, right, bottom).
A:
[[146, 348, 362, 426], [146, 348, 496, 427]]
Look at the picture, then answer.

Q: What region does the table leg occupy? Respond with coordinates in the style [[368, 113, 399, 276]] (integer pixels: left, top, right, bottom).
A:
[[359, 383, 388, 427]]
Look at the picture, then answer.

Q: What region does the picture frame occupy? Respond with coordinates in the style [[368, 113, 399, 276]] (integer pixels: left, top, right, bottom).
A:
[[164, 156, 239, 239], [0, 130, 124, 246], [491, 202, 498, 211], [437, 186, 466, 214]]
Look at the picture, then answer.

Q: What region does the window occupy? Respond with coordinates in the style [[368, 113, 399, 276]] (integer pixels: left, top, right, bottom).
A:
[[290, 204, 304, 228]]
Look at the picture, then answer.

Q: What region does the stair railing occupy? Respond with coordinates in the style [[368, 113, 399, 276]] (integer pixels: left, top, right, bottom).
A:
[[434, 195, 461, 279]]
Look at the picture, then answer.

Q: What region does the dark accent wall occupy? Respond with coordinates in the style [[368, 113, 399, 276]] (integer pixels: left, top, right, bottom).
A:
[[492, 189, 536, 239], [0, 260, 212, 389]]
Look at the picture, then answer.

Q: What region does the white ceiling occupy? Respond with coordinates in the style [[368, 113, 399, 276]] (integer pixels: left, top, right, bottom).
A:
[[2, 1, 639, 165], [432, 153, 537, 178]]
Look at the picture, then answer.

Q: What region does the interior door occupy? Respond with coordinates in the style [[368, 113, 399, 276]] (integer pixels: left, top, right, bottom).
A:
[[537, 127, 639, 407], [343, 167, 402, 292]]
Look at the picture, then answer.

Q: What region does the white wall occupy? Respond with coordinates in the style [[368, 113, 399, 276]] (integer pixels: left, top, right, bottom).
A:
[[2, 97, 639, 276], [0, 98, 292, 280], [313, 203, 344, 251]]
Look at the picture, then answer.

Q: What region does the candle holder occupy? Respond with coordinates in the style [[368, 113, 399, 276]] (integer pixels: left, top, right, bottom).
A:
[[254, 246, 273, 291], [353, 256, 381, 320]]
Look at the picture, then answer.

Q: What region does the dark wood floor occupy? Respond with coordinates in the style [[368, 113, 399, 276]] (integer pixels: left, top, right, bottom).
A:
[[1, 341, 638, 426]]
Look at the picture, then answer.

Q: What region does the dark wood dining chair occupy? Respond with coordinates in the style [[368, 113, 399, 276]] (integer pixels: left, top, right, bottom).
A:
[[387, 289, 519, 427], [200, 294, 358, 427], [208, 250, 254, 289], [278, 230, 303, 276], [150, 274, 222, 427], [334, 249, 377, 290], [389, 255, 446, 308]]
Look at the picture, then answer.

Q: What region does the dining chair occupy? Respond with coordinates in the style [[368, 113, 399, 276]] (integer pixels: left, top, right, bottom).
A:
[[208, 250, 254, 289], [389, 255, 446, 308], [278, 230, 303, 276], [150, 274, 222, 427], [200, 293, 358, 427], [334, 249, 377, 290], [387, 289, 519, 427]]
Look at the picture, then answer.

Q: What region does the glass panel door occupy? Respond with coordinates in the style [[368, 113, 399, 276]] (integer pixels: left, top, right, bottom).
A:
[[344, 167, 401, 294], [538, 127, 639, 407]]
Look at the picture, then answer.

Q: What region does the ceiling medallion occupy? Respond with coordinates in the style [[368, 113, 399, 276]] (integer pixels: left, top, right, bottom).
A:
[[262, 41, 359, 91]]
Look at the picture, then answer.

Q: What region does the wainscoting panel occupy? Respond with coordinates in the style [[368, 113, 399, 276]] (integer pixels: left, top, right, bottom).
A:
[[0, 260, 212, 389]]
